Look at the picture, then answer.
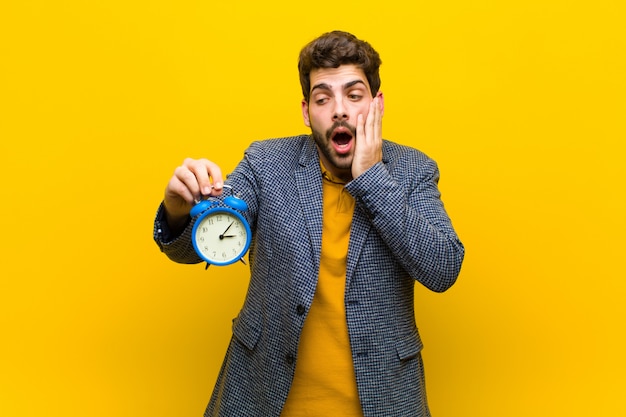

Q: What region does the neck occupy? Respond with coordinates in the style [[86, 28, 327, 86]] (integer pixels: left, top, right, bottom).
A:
[[318, 151, 352, 183]]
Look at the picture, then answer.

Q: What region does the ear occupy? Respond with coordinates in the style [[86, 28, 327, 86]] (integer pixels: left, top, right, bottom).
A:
[[301, 99, 311, 127], [376, 91, 385, 117]]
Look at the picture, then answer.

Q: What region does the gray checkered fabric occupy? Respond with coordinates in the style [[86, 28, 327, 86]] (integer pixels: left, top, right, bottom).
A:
[[154, 135, 464, 416]]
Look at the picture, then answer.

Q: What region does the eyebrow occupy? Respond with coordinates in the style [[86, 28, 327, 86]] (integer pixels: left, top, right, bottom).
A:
[[310, 79, 367, 94]]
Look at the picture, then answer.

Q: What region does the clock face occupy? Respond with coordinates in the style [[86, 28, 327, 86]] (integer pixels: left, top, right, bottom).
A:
[[192, 208, 251, 265]]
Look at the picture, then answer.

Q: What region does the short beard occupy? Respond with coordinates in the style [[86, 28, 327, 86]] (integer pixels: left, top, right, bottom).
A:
[[311, 121, 356, 173]]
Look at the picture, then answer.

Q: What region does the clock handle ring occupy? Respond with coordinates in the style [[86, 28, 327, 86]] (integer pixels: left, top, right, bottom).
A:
[[221, 184, 248, 212]]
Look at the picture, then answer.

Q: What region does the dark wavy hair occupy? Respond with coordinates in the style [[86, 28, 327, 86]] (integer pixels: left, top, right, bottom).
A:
[[298, 31, 382, 103]]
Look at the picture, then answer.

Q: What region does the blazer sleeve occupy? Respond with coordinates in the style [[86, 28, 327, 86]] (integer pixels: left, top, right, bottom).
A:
[[345, 154, 464, 292], [153, 202, 203, 264]]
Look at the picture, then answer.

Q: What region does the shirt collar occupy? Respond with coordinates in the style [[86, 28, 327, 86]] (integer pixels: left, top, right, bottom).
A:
[[320, 160, 347, 185]]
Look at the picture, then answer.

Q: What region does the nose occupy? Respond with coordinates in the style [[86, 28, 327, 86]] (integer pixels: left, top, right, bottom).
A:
[[332, 98, 348, 121]]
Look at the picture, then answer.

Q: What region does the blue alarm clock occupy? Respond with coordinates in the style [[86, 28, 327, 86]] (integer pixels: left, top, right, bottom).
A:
[[190, 186, 252, 267]]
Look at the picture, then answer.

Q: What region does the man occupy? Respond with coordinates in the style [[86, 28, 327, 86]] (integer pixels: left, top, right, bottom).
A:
[[154, 30, 464, 417]]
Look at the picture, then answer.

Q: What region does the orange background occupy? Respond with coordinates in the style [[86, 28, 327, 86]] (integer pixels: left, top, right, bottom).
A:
[[1, 1, 625, 416]]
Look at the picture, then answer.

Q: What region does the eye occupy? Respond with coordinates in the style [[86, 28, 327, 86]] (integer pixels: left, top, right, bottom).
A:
[[348, 93, 363, 101], [315, 97, 329, 105]]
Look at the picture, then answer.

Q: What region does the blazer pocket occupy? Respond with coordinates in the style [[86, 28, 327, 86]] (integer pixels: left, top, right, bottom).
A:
[[232, 312, 262, 351], [395, 329, 424, 361]]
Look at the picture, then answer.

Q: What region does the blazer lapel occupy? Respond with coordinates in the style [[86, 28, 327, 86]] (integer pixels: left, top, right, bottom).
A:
[[345, 152, 390, 289], [294, 138, 323, 270], [345, 204, 372, 289]]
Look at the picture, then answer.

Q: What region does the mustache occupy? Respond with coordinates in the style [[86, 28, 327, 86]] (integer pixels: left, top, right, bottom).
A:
[[325, 121, 357, 139]]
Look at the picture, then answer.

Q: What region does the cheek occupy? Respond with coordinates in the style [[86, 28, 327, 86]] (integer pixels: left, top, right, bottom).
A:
[[353, 103, 371, 118], [308, 111, 327, 129]]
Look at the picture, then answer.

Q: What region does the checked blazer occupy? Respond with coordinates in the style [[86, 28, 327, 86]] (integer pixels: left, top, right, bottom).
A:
[[154, 135, 464, 417]]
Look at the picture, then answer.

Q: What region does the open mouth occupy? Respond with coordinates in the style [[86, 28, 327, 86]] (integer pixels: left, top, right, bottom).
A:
[[333, 132, 352, 145], [330, 126, 354, 154]]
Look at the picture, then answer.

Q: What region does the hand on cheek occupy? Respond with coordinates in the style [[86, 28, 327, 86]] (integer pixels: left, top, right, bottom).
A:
[[352, 96, 383, 179]]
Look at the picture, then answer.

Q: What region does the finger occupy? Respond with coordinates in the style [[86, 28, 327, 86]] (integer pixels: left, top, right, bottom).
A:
[[166, 175, 195, 205], [363, 99, 377, 147], [374, 97, 383, 143], [174, 164, 203, 202], [184, 158, 224, 197], [202, 159, 224, 195], [356, 113, 365, 144]]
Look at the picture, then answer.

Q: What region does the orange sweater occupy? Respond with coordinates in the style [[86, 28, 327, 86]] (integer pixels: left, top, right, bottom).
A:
[[281, 163, 363, 416]]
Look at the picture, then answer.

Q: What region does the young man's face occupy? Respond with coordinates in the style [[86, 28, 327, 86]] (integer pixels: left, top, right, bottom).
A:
[[302, 64, 381, 181]]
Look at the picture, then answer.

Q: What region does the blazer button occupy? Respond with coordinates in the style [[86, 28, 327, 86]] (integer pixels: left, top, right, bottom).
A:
[[286, 353, 295, 365], [296, 304, 306, 315]]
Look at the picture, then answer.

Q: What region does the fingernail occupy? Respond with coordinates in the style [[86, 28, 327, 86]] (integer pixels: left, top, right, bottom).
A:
[[202, 186, 211, 195]]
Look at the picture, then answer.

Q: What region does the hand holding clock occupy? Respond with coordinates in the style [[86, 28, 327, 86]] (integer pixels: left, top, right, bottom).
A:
[[162, 158, 251, 266], [164, 158, 225, 234]]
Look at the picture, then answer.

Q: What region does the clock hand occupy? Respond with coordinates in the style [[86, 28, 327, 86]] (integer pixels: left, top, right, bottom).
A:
[[219, 222, 234, 240]]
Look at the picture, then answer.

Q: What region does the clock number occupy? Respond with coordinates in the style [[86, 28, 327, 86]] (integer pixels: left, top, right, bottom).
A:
[[193, 202, 249, 265]]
